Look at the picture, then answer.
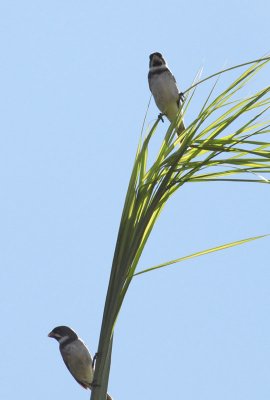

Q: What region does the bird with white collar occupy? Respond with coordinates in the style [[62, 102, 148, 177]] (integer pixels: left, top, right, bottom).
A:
[[48, 326, 112, 400], [148, 52, 185, 135]]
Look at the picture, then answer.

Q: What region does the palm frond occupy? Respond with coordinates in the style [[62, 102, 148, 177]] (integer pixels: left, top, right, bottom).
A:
[[133, 235, 269, 276], [90, 57, 270, 400]]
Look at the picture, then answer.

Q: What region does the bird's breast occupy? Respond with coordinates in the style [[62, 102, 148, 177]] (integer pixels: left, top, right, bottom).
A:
[[61, 339, 94, 387], [149, 71, 179, 117]]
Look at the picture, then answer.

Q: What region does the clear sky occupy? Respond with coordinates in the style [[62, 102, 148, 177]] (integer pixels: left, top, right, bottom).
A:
[[1, 1, 269, 399]]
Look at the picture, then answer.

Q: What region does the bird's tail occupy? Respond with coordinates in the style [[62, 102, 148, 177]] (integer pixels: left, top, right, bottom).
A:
[[88, 384, 113, 399], [166, 109, 185, 138], [176, 119, 185, 137]]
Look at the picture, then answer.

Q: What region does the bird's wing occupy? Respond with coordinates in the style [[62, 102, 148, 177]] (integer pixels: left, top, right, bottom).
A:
[[60, 340, 93, 389], [167, 70, 182, 107], [60, 348, 90, 388]]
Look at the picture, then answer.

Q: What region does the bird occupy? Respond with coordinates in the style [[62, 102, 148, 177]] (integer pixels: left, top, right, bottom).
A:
[[48, 326, 112, 400], [148, 52, 185, 135]]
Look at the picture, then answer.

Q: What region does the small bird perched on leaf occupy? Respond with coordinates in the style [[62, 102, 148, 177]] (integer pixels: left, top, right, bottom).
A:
[[148, 52, 185, 135], [48, 326, 112, 400]]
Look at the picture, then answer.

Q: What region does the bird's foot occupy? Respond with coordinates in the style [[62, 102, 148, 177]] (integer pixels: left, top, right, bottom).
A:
[[92, 352, 100, 369], [158, 113, 165, 123], [179, 92, 185, 103], [91, 380, 101, 388]]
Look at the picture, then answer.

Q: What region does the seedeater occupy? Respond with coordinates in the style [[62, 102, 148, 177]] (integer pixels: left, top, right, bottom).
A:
[[48, 326, 112, 400], [148, 52, 185, 135]]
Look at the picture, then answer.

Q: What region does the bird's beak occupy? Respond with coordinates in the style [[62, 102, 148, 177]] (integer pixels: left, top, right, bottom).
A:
[[48, 331, 54, 338]]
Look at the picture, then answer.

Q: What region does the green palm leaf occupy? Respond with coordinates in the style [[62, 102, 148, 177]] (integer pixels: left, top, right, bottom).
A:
[[133, 235, 269, 276], [91, 57, 270, 400]]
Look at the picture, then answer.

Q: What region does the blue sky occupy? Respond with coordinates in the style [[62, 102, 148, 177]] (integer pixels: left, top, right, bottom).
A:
[[1, 1, 270, 399]]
